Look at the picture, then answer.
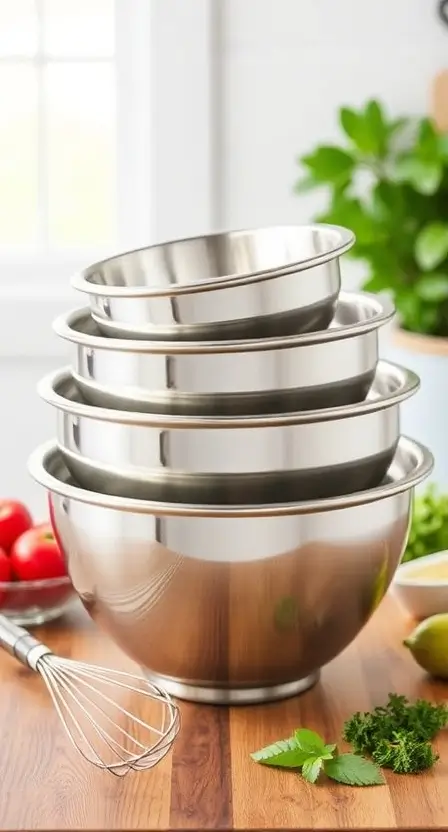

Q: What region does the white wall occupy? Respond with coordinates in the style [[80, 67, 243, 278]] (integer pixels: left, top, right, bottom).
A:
[[0, 358, 60, 517], [221, 0, 447, 249]]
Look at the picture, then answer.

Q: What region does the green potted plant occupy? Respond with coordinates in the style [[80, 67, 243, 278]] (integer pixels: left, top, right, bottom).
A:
[[295, 100, 448, 485]]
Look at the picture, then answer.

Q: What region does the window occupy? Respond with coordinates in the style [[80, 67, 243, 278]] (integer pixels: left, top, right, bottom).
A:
[[0, 0, 155, 288], [0, 0, 117, 252], [0, 0, 217, 356]]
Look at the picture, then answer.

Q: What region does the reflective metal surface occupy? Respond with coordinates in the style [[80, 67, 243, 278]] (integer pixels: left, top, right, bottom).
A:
[[29, 437, 433, 704], [71, 224, 355, 340], [54, 292, 394, 416], [38, 362, 419, 504]]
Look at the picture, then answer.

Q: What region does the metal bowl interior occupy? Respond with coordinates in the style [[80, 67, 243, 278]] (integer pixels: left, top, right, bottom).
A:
[[30, 438, 433, 704], [40, 359, 419, 426], [54, 292, 395, 416], [71, 225, 355, 341], [55, 291, 394, 352], [72, 224, 355, 297], [41, 361, 419, 505]]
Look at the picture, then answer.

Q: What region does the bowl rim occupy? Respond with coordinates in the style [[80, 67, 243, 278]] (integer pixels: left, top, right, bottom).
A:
[[28, 436, 434, 518], [53, 291, 395, 354], [70, 223, 355, 298], [394, 550, 448, 587], [0, 575, 72, 590], [37, 360, 420, 429]]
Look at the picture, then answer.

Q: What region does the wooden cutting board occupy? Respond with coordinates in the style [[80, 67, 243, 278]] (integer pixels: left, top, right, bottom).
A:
[[0, 597, 447, 831]]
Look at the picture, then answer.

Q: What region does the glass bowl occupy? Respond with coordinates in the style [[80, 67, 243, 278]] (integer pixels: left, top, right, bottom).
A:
[[0, 576, 76, 626]]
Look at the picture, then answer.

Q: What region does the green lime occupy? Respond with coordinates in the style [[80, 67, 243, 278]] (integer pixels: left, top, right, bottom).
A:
[[403, 613, 448, 679]]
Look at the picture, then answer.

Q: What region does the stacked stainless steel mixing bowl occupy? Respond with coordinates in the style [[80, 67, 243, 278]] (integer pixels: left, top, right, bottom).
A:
[[30, 224, 434, 705]]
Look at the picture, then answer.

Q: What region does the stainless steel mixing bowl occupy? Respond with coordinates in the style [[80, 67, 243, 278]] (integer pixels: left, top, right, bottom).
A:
[[38, 361, 419, 504], [29, 437, 433, 705], [70, 224, 355, 341], [53, 291, 394, 416]]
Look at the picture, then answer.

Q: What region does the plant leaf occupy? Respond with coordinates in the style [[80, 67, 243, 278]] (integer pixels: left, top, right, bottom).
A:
[[362, 273, 395, 294], [416, 118, 439, 160], [302, 756, 323, 784], [393, 157, 442, 195], [437, 133, 448, 159], [339, 101, 387, 156], [324, 754, 384, 786], [364, 99, 387, 155], [293, 176, 320, 194], [318, 194, 380, 246], [294, 728, 327, 755], [414, 274, 448, 302], [250, 737, 310, 768], [415, 223, 448, 271], [300, 146, 355, 186], [388, 116, 410, 139], [339, 107, 362, 143]]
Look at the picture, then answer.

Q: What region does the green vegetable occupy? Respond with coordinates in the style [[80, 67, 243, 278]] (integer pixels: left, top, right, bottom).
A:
[[402, 484, 448, 563], [372, 732, 438, 774], [323, 753, 384, 786], [343, 693, 448, 773], [294, 99, 448, 337], [251, 693, 447, 786], [251, 727, 384, 787]]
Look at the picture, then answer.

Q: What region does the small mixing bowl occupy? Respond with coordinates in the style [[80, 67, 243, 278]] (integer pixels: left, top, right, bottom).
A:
[[28, 436, 433, 704], [393, 550, 448, 620], [53, 291, 394, 416], [38, 361, 419, 505], [0, 575, 76, 626], [71, 224, 355, 341]]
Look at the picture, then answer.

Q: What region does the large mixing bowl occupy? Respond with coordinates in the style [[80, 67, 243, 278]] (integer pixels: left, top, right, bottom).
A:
[[53, 292, 394, 416], [38, 361, 419, 504], [70, 224, 354, 341], [29, 437, 433, 704]]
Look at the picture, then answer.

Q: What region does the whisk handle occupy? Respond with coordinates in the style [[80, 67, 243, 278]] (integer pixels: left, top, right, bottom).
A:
[[0, 614, 52, 671]]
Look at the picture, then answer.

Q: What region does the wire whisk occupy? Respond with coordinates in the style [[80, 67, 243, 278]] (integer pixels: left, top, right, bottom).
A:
[[0, 614, 180, 776]]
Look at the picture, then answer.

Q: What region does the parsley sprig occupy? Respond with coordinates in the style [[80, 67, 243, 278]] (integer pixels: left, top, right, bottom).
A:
[[250, 694, 448, 786], [343, 693, 448, 774]]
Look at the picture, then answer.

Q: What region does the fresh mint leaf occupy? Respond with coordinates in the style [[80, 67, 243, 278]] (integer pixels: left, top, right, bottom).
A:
[[294, 728, 326, 755], [302, 756, 324, 784], [415, 223, 448, 271], [324, 753, 384, 786], [250, 737, 310, 768]]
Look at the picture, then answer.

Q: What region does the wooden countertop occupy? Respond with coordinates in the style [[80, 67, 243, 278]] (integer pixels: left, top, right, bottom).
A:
[[0, 596, 447, 831]]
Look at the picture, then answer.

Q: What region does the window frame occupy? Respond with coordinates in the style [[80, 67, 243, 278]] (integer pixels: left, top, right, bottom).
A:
[[0, 0, 222, 357]]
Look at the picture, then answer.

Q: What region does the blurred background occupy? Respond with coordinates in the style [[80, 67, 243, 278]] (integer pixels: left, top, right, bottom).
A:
[[0, 0, 446, 514]]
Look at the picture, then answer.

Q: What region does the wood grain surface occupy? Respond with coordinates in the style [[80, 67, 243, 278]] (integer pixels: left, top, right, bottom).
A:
[[0, 596, 447, 831]]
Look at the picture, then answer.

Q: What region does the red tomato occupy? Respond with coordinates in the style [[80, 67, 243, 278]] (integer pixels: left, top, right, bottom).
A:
[[0, 500, 33, 552], [10, 523, 67, 582], [0, 547, 11, 582]]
